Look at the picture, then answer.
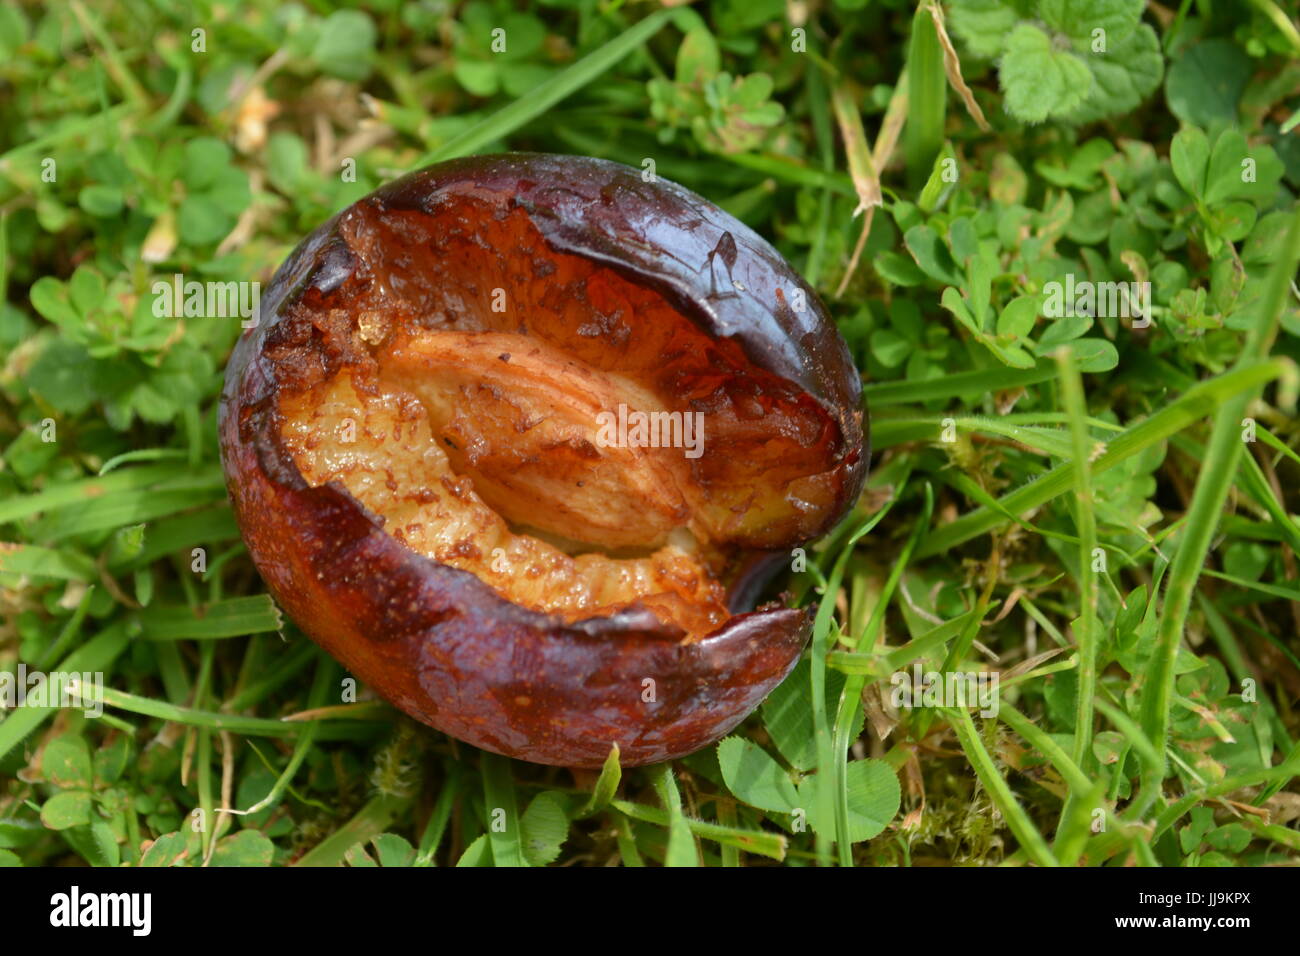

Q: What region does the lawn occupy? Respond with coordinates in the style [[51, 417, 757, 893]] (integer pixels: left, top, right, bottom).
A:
[[1, 0, 1299, 867]]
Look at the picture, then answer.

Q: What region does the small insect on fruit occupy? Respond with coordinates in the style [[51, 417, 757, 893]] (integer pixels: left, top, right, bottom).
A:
[[219, 153, 868, 768]]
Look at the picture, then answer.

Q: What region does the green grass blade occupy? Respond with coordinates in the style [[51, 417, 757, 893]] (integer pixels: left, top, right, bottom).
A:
[[646, 763, 698, 866], [292, 794, 413, 867], [611, 798, 786, 861], [480, 752, 527, 867], [808, 500, 898, 865], [0, 622, 131, 761], [0, 463, 208, 525], [831, 485, 931, 866], [1136, 209, 1300, 815], [946, 708, 1059, 867], [1057, 351, 1098, 774], [416, 9, 674, 166], [915, 359, 1290, 558], [577, 744, 622, 818], [904, 2, 946, 188], [865, 364, 1057, 406], [136, 596, 283, 640], [96, 687, 384, 740]]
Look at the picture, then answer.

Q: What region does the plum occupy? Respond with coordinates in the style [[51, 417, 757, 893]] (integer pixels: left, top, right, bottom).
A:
[[219, 153, 867, 767]]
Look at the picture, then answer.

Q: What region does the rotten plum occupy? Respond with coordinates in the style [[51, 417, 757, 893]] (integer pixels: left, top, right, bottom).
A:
[[218, 153, 868, 768]]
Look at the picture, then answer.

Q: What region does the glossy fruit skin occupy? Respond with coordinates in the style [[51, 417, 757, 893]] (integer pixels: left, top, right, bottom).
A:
[[219, 153, 867, 768]]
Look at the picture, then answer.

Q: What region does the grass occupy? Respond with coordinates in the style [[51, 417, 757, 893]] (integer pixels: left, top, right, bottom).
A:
[[2, 0, 1300, 867]]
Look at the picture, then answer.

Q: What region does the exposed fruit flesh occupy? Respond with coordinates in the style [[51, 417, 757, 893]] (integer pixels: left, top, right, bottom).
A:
[[280, 370, 730, 638], [327, 197, 852, 549], [267, 190, 857, 640]]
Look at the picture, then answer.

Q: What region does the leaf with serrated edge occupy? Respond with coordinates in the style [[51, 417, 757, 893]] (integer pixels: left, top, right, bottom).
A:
[[999, 24, 1092, 124], [1064, 25, 1163, 125]]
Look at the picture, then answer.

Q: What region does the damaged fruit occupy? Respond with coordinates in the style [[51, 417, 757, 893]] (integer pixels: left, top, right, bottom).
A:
[[218, 153, 868, 768]]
